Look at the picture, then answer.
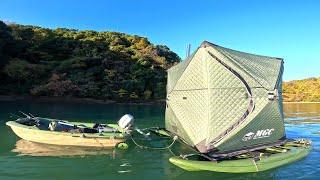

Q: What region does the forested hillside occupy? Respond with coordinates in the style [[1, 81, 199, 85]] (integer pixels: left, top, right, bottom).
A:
[[2, 21, 319, 103], [0, 21, 180, 101], [283, 78, 320, 102]]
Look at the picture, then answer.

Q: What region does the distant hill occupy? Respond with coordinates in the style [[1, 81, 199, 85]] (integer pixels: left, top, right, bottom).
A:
[[283, 78, 320, 102], [0, 21, 180, 101], [1, 21, 318, 103]]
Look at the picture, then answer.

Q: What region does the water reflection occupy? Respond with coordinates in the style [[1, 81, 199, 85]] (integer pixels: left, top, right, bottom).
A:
[[12, 139, 116, 157], [284, 103, 320, 125], [1, 101, 320, 179]]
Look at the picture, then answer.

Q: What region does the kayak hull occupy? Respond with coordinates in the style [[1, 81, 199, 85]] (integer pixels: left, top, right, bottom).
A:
[[169, 144, 311, 173], [6, 120, 126, 148]]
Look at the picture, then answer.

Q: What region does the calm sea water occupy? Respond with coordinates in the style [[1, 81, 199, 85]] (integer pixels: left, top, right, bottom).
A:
[[0, 100, 319, 180]]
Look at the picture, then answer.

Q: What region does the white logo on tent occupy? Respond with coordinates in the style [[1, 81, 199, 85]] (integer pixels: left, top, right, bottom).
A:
[[242, 129, 274, 141]]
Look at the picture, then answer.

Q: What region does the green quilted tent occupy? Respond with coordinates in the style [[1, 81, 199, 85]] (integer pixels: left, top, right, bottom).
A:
[[165, 41, 285, 153]]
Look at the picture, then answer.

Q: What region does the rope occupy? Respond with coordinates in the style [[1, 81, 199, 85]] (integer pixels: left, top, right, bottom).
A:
[[130, 135, 178, 150], [251, 158, 259, 172], [181, 153, 199, 159], [180, 153, 217, 162], [168, 148, 177, 156]]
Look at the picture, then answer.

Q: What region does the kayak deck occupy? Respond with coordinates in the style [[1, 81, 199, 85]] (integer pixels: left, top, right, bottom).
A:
[[169, 140, 312, 173]]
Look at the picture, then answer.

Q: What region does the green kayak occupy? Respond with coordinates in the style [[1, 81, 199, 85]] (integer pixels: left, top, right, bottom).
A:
[[169, 140, 311, 173], [6, 115, 132, 148]]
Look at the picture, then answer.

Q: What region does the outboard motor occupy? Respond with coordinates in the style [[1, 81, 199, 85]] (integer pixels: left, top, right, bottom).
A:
[[118, 114, 134, 130]]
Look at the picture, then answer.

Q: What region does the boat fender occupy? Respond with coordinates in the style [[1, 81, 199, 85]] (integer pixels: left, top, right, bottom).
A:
[[117, 142, 129, 150]]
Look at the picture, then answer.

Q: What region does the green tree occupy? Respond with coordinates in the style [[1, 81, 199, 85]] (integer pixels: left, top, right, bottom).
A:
[[0, 21, 14, 67], [4, 59, 31, 82], [0, 21, 181, 101]]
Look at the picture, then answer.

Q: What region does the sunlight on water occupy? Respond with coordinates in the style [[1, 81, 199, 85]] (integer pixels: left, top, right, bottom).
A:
[[0, 100, 319, 179]]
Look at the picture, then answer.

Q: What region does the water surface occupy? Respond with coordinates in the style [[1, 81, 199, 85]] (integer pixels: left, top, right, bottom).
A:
[[0, 100, 319, 179]]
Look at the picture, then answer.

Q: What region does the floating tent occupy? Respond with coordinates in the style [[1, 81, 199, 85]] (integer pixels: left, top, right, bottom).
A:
[[165, 41, 285, 154]]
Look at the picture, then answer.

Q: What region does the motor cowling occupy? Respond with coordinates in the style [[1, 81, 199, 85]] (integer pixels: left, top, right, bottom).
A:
[[118, 114, 134, 130]]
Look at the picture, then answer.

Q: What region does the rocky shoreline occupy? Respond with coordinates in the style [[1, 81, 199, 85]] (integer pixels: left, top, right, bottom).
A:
[[0, 95, 166, 105], [1, 95, 319, 105]]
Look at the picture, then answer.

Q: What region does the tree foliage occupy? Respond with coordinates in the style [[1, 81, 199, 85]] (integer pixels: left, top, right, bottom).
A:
[[283, 78, 320, 102], [0, 21, 180, 101]]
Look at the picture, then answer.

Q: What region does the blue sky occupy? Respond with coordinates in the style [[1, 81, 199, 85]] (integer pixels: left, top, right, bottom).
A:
[[1, 0, 319, 81]]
